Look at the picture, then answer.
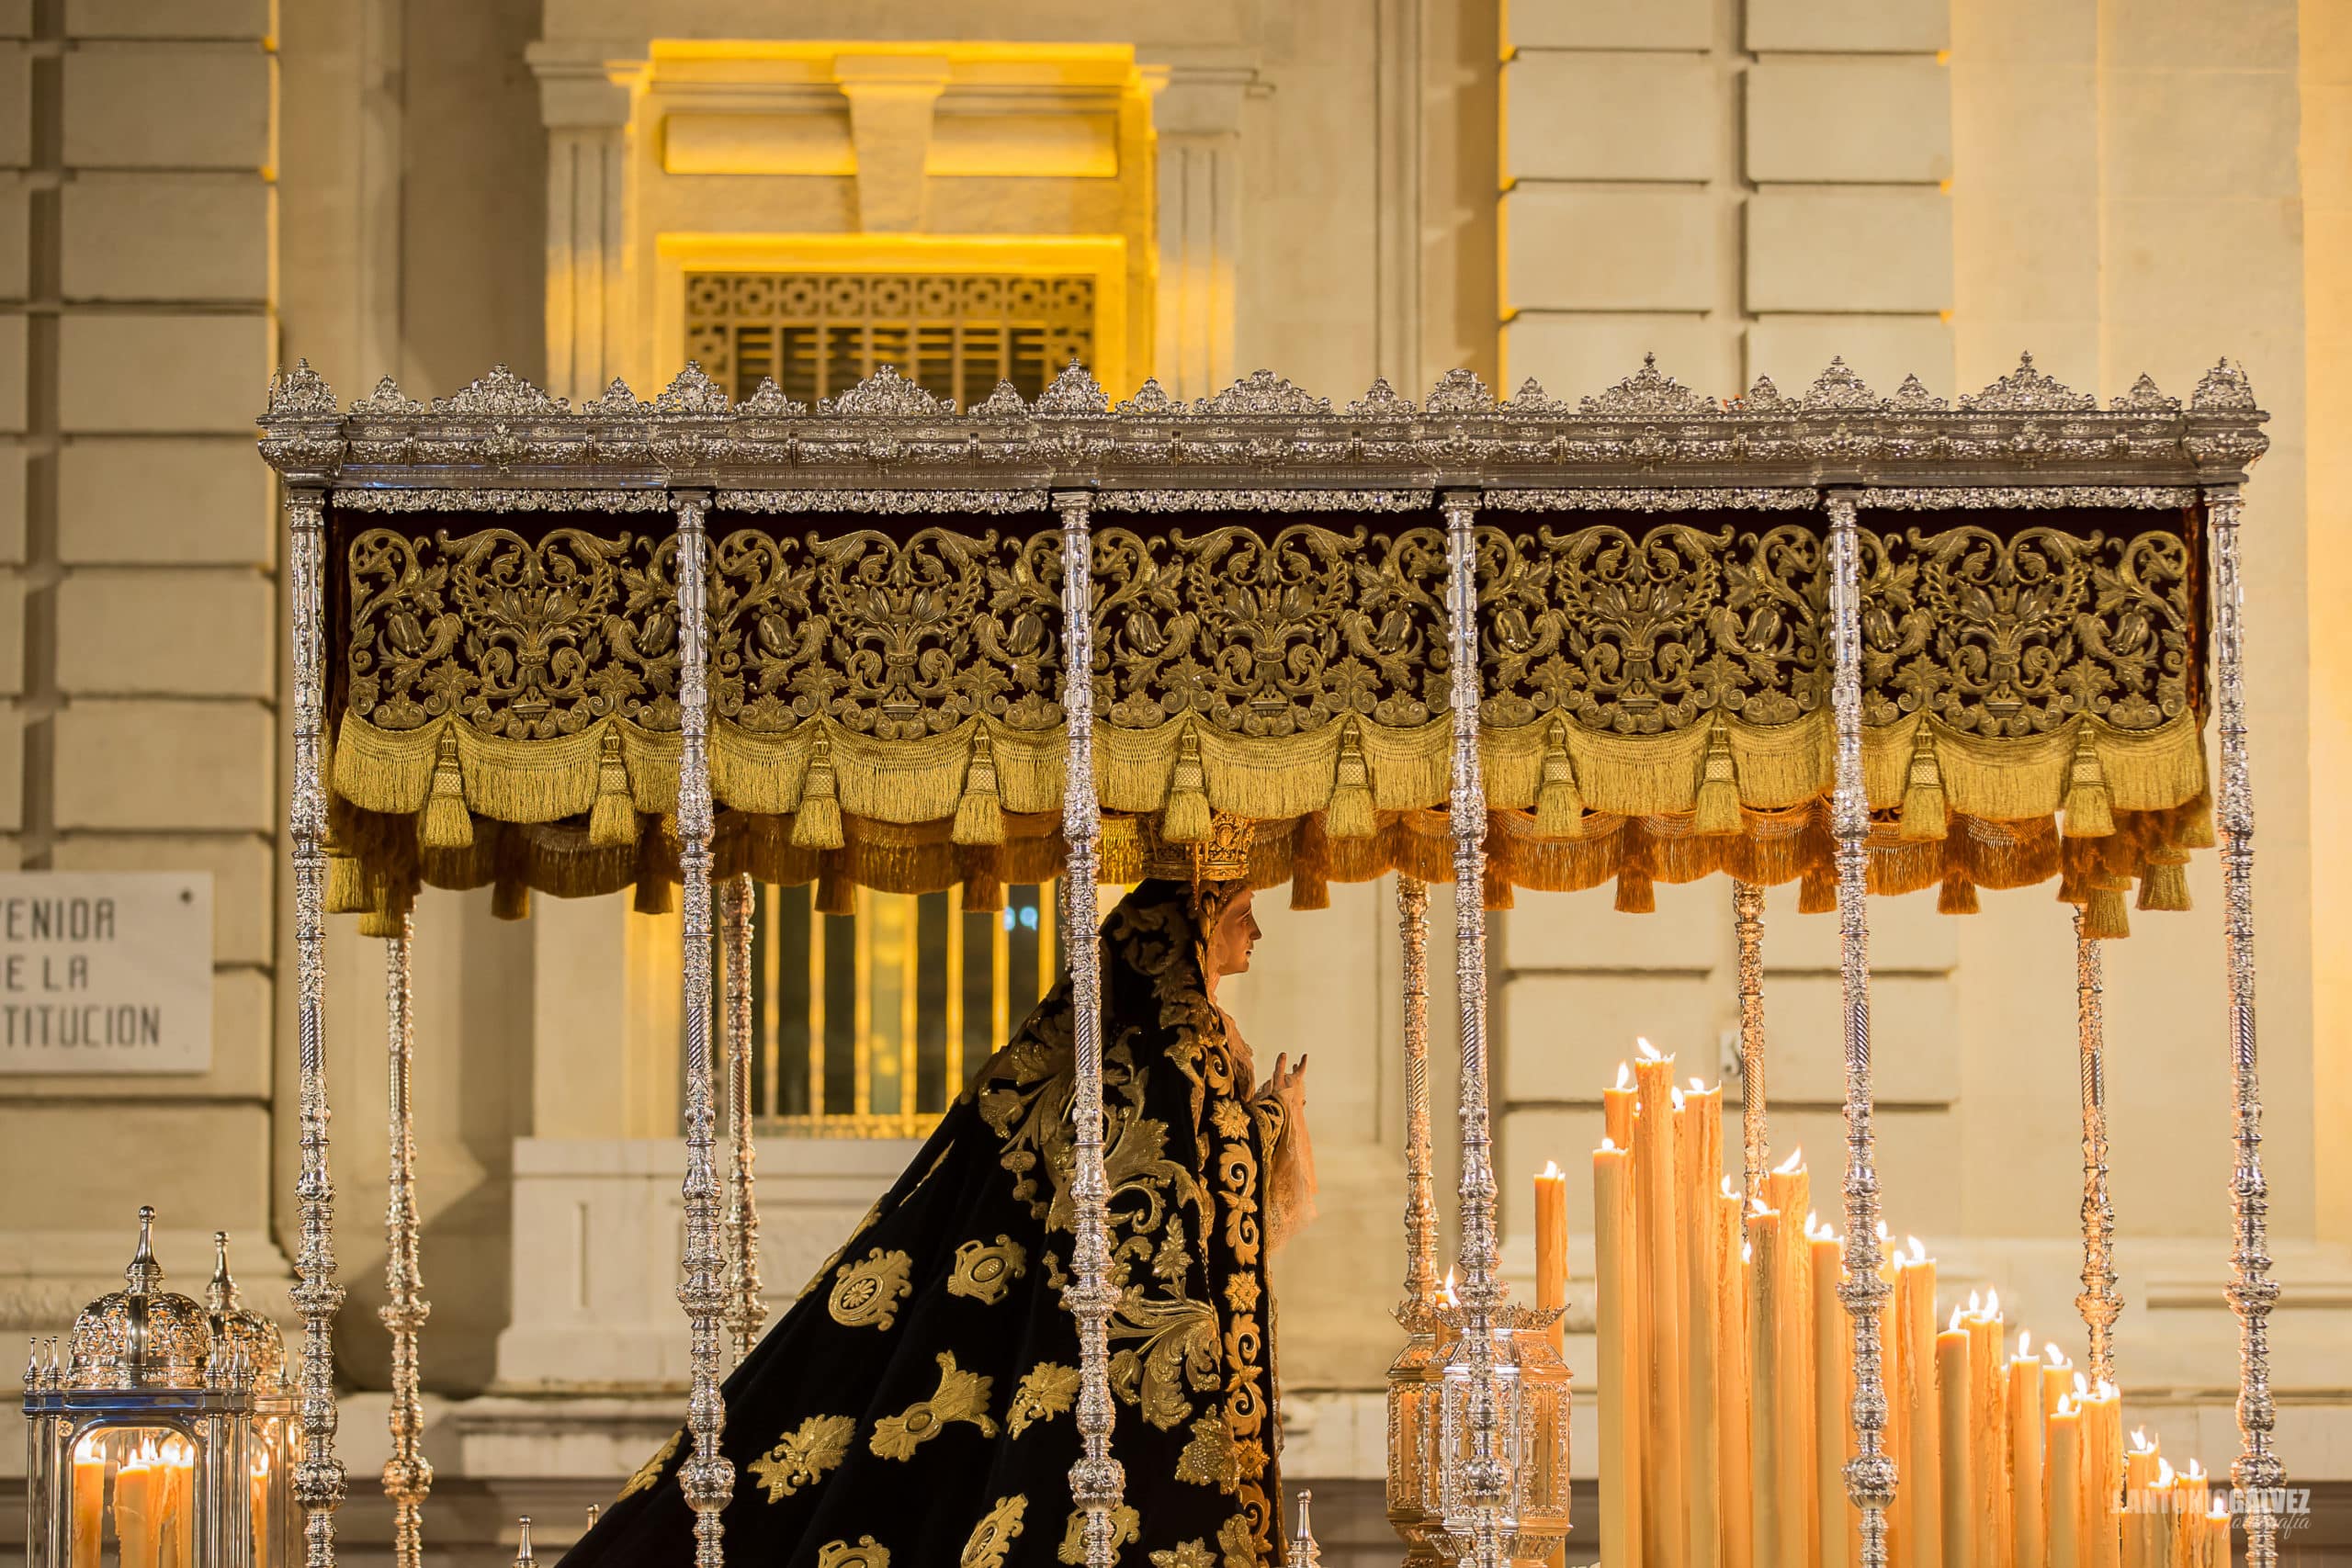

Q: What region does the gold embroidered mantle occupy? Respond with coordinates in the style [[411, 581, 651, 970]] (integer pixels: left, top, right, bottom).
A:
[[258, 354, 2268, 935]]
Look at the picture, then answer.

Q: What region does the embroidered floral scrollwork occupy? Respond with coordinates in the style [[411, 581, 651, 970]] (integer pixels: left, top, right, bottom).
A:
[[868, 1350, 999, 1460], [1006, 1361, 1083, 1437], [748, 1414, 856, 1501], [827, 1247, 913, 1330]]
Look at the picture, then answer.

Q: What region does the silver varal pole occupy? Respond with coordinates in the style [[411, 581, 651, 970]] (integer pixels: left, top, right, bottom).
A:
[[673, 491, 734, 1567], [1826, 492, 1894, 1562], [383, 915, 433, 1568], [1057, 490, 1125, 1568], [2209, 483, 2284, 1568], [1734, 878, 1768, 1201], [1397, 875, 1438, 1322], [720, 874, 765, 1365], [288, 483, 349, 1568], [2073, 908, 2121, 1385], [1442, 491, 1510, 1568]]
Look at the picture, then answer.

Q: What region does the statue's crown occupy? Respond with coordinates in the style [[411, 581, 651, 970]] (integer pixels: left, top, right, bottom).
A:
[[1140, 811, 1257, 884]]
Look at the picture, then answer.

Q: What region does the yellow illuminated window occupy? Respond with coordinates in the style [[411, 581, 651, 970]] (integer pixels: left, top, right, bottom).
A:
[[685, 272, 1096, 409], [744, 882, 1060, 1138]]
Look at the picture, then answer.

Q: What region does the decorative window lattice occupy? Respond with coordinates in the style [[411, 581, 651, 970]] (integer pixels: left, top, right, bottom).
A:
[[684, 272, 1096, 409]]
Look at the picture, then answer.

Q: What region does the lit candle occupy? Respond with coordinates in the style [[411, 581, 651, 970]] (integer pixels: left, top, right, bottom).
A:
[[1596, 1138, 1643, 1568], [2010, 1333, 2047, 1568], [1894, 1240, 1943, 1568], [1748, 1204, 1791, 1568], [1719, 1180, 1754, 1568], [2079, 1380, 2123, 1568], [1605, 1061, 1639, 1150], [1436, 1269, 1461, 1352], [2047, 1397, 2084, 1568], [2041, 1346, 2073, 1427], [1682, 1079, 1725, 1568], [1810, 1218, 1852, 1568], [2121, 1432, 2161, 1568], [115, 1442, 156, 1568], [1634, 1043, 1689, 1568], [1939, 1305, 1975, 1568], [1535, 1159, 1569, 1357], [1964, 1292, 2009, 1568], [2197, 1501, 2229, 1568], [72, 1436, 105, 1568], [2140, 1456, 2177, 1568], [252, 1449, 273, 1568], [162, 1437, 194, 1568], [2170, 1462, 2210, 1568], [1763, 1153, 1816, 1568]]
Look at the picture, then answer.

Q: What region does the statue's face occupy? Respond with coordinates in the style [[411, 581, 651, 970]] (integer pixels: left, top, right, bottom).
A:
[[1204, 886, 1261, 982]]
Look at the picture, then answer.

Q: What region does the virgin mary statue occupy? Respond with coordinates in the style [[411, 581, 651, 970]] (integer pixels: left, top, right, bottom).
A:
[[563, 818, 1315, 1568]]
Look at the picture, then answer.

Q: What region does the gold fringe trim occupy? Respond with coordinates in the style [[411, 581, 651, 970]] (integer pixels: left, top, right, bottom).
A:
[[1937, 874, 1978, 916]]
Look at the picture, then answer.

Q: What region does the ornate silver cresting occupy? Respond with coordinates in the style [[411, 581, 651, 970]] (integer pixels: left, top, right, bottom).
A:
[[381, 916, 432, 1568], [1385, 874, 1444, 1562], [1438, 491, 1510, 1568], [719, 874, 765, 1366], [287, 484, 349, 1568], [1734, 879, 1768, 1201], [1826, 492, 1895, 1567], [2072, 908, 2121, 1385], [1055, 490, 1125, 1568], [673, 491, 735, 1568], [2207, 483, 2283, 1568]]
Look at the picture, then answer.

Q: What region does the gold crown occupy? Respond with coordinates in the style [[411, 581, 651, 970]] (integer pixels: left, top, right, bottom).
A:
[[1140, 810, 1257, 884]]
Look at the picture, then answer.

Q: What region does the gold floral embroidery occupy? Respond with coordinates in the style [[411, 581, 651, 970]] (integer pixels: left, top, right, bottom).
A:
[[746, 1414, 855, 1502], [1056, 1505, 1140, 1564], [947, 1235, 1029, 1305], [1109, 1298, 1221, 1430], [828, 1247, 913, 1330], [869, 1351, 999, 1461], [816, 1536, 891, 1568], [1149, 1542, 1217, 1568], [1216, 1514, 1259, 1568], [960, 1495, 1029, 1568], [1174, 1414, 1240, 1490], [617, 1428, 681, 1499], [1007, 1362, 1083, 1437], [1224, 1273, 1261, 1314], [1209, 1099, 1250, 1140]]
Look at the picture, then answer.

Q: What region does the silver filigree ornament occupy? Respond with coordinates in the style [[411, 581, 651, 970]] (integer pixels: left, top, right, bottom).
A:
[[1035, 359, 1112, 416], [1801, 357, 1886, 412], [1959, 351, 2098, 413], [1579, 353, 1715, 419]]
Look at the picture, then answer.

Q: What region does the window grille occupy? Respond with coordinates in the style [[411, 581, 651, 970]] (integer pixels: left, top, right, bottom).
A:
[[742, 882, 1061, 1139], [684, 272, 1097, 409]]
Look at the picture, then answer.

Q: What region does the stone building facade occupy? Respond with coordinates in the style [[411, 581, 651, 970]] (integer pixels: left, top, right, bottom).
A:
[[5, 0, 2350, 1563]]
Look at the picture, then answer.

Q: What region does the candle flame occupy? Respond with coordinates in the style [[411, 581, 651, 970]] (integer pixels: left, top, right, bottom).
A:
[[2158, 1456, 2177, 1486], [2186, 1461, 2205, 1482], [2131, 1427, 2154, 1454], [2019, 1330, 2032, 1358], [1907, 1235, 1927, 1263], [1985, 1286, 2001, 1316], [1542, 1158, 1562, 1179], [1877, 1221, 1891, 1242], [2209, 1500, 2232, 1521], [1968, 1288, 1984, 1314], [254, 1450, 271, 1477], [2046, 1344, 2070, 1368], [1600, 1136, 1619, 1153], [2056, 1393, 2079, 1418], [1442, 1268, 1459, 1307], [1950, 1303, 1966, 1332], [74, 1435, 101, 1462], [1723, 1175, 1738, 1198], [2098, 1378, 2119, 1400], [2075, 1371, 2092, 1398], [1750, 1198, 1773, 1216], [1615, 1062, 1633, 1090], [1690, 1076, 1709, 1094], [1776, 1147, 1804, 1175], [1636, 1037, 1664, 1062], [1671, 1087, 1686, 1112], [1806, 1209, 1819, 1233], [1741, 1243, 1753, 1265]]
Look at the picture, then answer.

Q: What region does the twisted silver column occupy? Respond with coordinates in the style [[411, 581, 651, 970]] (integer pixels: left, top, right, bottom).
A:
[[1826, 493, 1894, 1566], [1442, 491, 1510, 1568], [720, 874, 765, 1365], [2208, 484, 2283, 1568], [382, 917, 433, 1568], [673, 492, 734, 1568], [2072, 908, 2120, 1385], [287, 485, 348, 1568], [1056, 491, 1124, 1568], [1734, 879, 1768, 1201], [1397, 875, 1438, 1324]]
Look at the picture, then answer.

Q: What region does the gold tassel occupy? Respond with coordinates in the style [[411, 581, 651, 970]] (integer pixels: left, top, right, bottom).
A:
[[793, 733, 845, 850], [1162, 726, 1211, 843], [1799, 863, 1838, 914], [356, 906, 405, 940], [2138, 852, 2192, 913], [1937, 873, 1978, 916], [2061, 725, 2115, 838], [1291, 815, 1330, 911], [588, 729, 639, 848], [492, 877, 530, 921], [419, 728, 474, 850], [1325, 720, 1376, 840], [326, 854, 369, 915], [1692, 716, 1741, 836], [952, 730, 1007, 846], [1613, 862, 1654, 914], [1900, 725, 1949, 840], [816, 861, 855, 917], [2056, 855, 2087, 905], [1533, 716, 1586, 839], [632, 877, 673, 916], [2084, 877, 2131, 940], [2177, 799, 2217, 850]]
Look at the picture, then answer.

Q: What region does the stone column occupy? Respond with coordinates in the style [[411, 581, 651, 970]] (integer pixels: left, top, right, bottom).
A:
[[1137, 62, 1258, 401], [526, 44, 640, 404]]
